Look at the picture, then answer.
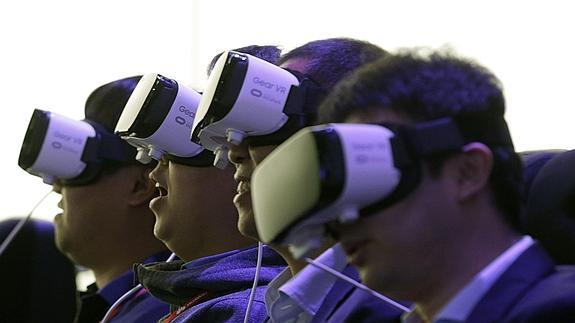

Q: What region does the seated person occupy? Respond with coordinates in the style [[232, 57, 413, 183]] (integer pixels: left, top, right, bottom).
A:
[[115, 45, 286, 322], [200, 38, 403, 321], [523, 149, 575, 264], [316, 49, 575, 322], [520, 149, 565, 201], [0, 218, 77, 323], [20, 76, 172, 322]]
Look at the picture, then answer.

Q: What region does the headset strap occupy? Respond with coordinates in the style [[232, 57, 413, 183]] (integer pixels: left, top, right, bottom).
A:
[[81, 120, 137, 163], [247, 71, 325, 147], [399, 114, 514, 159]]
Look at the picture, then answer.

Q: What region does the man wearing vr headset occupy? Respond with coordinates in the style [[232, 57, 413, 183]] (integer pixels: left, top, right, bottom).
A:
[[224, 38, 404, 322], [316, 50, 575, 322], [50, 77, 171, 322], [118, 45, 286, 322]]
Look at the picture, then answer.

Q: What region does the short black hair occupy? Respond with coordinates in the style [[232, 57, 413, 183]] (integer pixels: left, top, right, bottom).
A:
[[318, 49, 523, 229], [83, 76, 150, 176], [207, 45, 282, 76], [240, 38, 387, 146], [319, 50, 505, 123], [85, 75, 142, 132], [278, 37, 387, 90]]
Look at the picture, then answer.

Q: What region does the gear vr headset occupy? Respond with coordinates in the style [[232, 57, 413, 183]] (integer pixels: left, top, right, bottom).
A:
[[252, 115, 514, 259], [115, 73, 214, 166], [18, 109, 136, 185], [191, 50, 324, 169]]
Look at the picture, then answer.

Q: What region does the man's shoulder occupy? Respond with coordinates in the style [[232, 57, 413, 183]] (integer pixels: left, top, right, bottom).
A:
[[468, 243, 575, 322], [173, 289, 268, 322], [111, 288, 171, 322], [326, 288, 404, 323], [505, 265, 575, 322], [313, 265, 403, 323]]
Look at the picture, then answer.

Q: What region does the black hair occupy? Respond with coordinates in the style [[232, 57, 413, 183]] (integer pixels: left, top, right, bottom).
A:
[[207, 45, 282, 76], [85, 76, 142, 132], [277, 37, 387, 90], [318, 49, 523, 229], [241, 38, 388, 146], [84, 76, 152, 177]]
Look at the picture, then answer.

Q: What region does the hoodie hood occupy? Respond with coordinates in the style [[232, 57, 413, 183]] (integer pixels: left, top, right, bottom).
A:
[[135, 245, 285, 306]]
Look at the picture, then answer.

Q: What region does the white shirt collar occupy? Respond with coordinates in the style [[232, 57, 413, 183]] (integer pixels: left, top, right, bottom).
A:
[[433, 235, 535, 322], [265, 244, 348, 323]]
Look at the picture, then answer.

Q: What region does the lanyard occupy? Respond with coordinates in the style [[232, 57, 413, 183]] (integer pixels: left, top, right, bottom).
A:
[[105, 287, 149, 321], [162, 290, 216, 323]]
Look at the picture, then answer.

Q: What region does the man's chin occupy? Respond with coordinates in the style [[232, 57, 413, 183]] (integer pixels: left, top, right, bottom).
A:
[[360, 265, 409, 299], [54, 240, 65, 254], [54, 238, 76, 262], [153, 222, 171, 243], [53, 231, 67, 252], [237, 212, 260, 242]]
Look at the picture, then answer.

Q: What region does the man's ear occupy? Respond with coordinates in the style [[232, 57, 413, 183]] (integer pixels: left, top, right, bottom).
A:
[[453, 142, 493, 202], [127, 165, 157, 207]]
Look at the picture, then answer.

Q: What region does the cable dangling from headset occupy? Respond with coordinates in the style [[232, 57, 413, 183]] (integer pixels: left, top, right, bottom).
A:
[[0, 190, 53, 258], [243, 242, 263, 323], [101, 252, 177, 322], [304, 257, 410, 312]]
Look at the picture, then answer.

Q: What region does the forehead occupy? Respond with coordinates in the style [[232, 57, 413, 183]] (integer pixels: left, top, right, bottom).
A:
[[279, 57, 310, 73]]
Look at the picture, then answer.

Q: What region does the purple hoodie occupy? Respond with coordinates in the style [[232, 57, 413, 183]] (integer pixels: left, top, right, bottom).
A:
[[135, 245, 285, 322]]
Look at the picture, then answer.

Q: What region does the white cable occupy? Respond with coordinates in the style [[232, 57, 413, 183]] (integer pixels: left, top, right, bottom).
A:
[[0, 190, 53, 258], [304, 257, 410, 312], [101, 284, 144, 322], [101, 252, 177, 322], [243, 242, 263, 323]]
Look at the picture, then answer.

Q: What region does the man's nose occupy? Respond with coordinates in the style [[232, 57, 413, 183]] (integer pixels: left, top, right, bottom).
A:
[[52, 181, 62, 194], [228, 142, 249, 166]]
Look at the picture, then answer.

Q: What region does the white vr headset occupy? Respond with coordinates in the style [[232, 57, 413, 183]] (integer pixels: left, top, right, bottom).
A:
[[191, 50, 324, 169], [252, 116, 514, 259], [18, 109, 136, 185], [115, 73, 214, 166]]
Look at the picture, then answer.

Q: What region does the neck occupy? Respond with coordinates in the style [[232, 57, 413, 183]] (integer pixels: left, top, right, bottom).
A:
[[176, 237, 255, 263], [91, 234, 167, 288], [413, 220, 520, 319], [92, 261, 132, 288]]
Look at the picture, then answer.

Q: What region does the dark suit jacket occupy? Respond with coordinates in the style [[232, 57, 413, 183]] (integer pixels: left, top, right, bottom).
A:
[[466, 243, 575, 323], [310, 265, 404, 323]]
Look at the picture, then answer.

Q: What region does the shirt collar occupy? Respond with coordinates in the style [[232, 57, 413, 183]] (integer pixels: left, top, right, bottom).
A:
[[265, 268, 292, 308], [265, 243, 348, 321], [433, 235, 535, 322]]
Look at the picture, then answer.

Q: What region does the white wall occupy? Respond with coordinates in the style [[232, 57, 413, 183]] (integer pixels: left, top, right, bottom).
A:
[[0, 0, 196, 219], [1, 0, 573, 220]]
